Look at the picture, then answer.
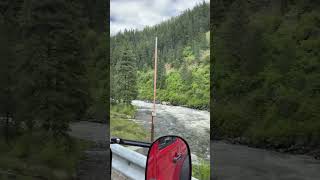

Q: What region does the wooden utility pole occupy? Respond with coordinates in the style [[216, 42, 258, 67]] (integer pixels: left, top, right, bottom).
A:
[[151, 37, 157, 142]]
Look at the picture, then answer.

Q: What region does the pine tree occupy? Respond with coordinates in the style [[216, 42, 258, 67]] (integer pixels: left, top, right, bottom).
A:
[[115, 45, 138, 104], [0, 14, 13, 142], [18, 0, 87, 136], [0, 0, 24, 141], [85, 30, 109, 122]]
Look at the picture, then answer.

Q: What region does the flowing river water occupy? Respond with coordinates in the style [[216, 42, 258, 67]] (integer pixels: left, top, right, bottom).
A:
[[132, 100, 320, 180], [132, 100, 210, 160]]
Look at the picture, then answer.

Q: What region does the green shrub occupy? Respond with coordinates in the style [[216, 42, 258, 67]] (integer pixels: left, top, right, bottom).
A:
[[0, 132, 90, 179], [111, 117, 148, 141], [193, 160, 210, 180], [111, 104, 137, 118], [10, 134, 34, 158]]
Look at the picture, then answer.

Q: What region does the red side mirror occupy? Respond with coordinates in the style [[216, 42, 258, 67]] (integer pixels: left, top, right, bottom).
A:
[[146, 136, 192, 180]]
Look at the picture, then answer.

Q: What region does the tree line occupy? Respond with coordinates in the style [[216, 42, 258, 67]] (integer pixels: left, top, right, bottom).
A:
[[0, 0, 108, 141], [111, 2, 210, 109], [212, 0, 320, 154]]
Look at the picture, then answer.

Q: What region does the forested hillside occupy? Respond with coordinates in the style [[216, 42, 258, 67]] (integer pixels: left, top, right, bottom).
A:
[[0, 0, 108, 134], [0, 0, 108, 178], [111, 2, 210, 109], [212, 0, 320, 156]]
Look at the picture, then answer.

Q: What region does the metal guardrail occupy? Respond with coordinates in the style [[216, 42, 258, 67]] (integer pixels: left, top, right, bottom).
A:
[[111, 144, 146, 179], [111, 144, 199, 180]]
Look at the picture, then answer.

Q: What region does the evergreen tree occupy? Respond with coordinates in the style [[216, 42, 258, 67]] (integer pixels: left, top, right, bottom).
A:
[[0, 13, 13, 142], [111, 2, 210, 109], [0, 0, 24, 141], [110, 2, 210, 71], [18, 0, 87, 136], [114, 45, 137, 104], [212, 0, 320, 152], [84, 30, 109, 122]]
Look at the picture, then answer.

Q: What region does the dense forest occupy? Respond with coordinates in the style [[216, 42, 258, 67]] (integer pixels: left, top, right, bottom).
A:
[[212, 0, 320, 156], [0, 0, 108, 178], [111, 2, 210, 109], [0, 0, 108, 137]]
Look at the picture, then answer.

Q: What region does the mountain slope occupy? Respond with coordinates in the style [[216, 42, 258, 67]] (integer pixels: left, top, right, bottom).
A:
[[111, 2, 210, 109]]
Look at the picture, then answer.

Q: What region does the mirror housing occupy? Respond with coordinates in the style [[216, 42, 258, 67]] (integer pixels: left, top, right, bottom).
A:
[[146, 136, 192, 180]]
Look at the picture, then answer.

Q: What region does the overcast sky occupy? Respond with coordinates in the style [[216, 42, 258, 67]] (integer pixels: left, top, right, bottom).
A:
[[110, 0, 209, 36]]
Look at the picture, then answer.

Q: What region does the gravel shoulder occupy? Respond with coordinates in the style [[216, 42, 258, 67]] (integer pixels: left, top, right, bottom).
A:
[[69, 121, 110, 180], [212, 140, 320, 180]]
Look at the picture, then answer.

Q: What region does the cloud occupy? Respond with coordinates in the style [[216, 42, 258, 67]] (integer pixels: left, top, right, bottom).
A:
[[110, 0, 209, 35]]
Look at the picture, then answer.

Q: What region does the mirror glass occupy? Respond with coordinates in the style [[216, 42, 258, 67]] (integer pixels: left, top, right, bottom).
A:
[[146, 136, 191, 180]]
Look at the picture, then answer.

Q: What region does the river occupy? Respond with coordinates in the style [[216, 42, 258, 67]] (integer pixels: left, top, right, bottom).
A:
[[132, 100, 210, 160], [132, 100, 320, 180]]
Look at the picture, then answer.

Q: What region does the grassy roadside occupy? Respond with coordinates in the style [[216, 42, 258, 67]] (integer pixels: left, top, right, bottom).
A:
[[0, 132, 92, 180], [192, 160, 210, 180], [111, 103, 149, 141]]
